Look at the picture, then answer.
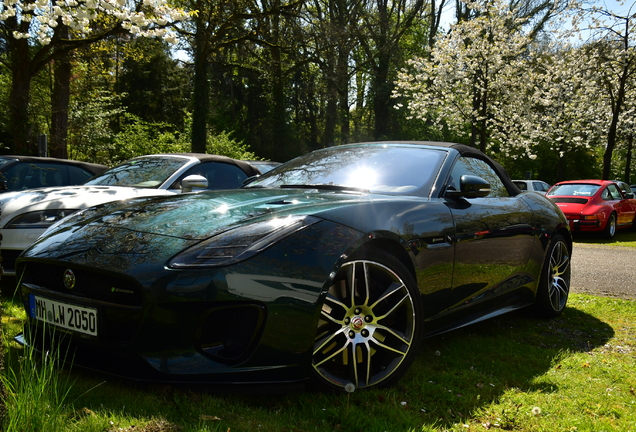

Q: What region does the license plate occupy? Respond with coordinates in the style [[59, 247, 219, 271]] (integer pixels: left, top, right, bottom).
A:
[[29, 295, 98, 336]]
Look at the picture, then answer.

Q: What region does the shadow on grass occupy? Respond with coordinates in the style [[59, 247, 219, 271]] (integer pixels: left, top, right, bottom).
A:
[[572, 229, 636, 246], [15, 302, 611, 432]]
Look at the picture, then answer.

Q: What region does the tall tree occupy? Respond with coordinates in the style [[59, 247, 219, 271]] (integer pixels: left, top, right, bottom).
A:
[[357, 0, 426, 140], [582, 7, 636, 179], [395, 0, 569, 152], [119, 38, 191, 127], [396, 0, 532, 151], [0, 0, 187, 154], [303, 0, 362, 146]]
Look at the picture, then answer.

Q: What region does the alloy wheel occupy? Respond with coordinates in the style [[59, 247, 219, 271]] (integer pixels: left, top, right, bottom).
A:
[[548, 239, 570, 312], [312, 258, 417, 389]]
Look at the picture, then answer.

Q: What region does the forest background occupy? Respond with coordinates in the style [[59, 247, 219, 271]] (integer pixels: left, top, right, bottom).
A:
[[0, 0, 634, 185]]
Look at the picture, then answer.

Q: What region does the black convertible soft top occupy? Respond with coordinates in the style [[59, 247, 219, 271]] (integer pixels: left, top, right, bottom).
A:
[[153, 153, 262, 177]]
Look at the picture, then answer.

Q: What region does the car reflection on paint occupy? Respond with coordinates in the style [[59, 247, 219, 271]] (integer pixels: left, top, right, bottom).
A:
[[16, 141, 572, 392]]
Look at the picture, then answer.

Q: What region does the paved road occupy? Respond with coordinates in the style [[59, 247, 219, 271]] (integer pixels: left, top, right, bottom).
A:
[[571, 243, 636, 299]]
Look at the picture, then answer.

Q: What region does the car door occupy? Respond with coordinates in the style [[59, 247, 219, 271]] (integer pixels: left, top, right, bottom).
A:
[[607, 183, 636, 227], [444, 156, 536, 313]]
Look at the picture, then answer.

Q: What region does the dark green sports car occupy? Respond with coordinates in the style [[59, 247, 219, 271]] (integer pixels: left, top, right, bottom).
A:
[[15, 142, 572, 392]]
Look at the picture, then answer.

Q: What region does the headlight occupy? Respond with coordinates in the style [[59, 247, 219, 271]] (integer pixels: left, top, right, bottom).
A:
[[169, 215, 321, 268], [6, 209, 80, 229]]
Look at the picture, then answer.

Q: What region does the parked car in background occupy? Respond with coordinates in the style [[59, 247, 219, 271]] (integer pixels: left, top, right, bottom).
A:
[[0, 153, 262, 276], [16, 141, 572, 391], [512, 179, 551, 194], [613, 180, 635, 199], [0, 155, 107, 192], [547, 179, 636, 238]]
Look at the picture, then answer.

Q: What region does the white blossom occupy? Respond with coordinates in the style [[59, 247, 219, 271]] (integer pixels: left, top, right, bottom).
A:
[[3, 0, 190, 45]]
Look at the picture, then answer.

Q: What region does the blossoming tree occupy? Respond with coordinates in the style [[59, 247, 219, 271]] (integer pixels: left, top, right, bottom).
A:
[[394, 0, 534, 152], [0, 0, 188, 154]]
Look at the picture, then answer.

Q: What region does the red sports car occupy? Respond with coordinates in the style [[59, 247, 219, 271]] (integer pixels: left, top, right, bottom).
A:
[[546, 180, 636, 238]]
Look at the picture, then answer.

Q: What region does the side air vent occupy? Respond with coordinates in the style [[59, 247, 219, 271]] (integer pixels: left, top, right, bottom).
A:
[[196, 304, 266, 364]]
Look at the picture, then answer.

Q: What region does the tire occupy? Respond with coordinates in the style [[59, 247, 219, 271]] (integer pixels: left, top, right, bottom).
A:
[[603, 213, 617, 239], [534, 234, 571, 318], [312, 248, 422, 391]]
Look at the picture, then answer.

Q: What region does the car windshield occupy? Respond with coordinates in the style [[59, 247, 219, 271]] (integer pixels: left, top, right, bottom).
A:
[[547, 183, 600, 197], [85, 156, 190, 188], [246, 145, 445, 195], [0, 157, 17, 170]]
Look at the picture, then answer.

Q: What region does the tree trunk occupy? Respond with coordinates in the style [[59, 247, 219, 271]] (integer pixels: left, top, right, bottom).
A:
[[602, 65, 627, 180], [337, 46, 350, 143], [192, 12, 210, 153], [372, 52, 392, 140], [50, 48, 72, 159], [625, 135, 633, 184], [323, 74, 338, 147], [270, 45, 288, 160], [9, 37, 35, 155]]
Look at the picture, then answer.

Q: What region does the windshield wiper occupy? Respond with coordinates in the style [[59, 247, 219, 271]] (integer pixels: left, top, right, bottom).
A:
[[279, 184, 369, 193]]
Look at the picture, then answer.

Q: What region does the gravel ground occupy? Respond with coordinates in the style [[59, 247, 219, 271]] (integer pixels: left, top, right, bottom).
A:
[[570, 243, 636, 300]]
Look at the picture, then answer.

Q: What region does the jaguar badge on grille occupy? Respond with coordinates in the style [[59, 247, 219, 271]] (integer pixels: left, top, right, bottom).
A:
[[63, 269, 76, 289]]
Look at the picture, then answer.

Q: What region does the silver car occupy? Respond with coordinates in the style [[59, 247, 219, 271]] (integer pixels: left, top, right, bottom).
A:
[[0, 153, 261, 277]]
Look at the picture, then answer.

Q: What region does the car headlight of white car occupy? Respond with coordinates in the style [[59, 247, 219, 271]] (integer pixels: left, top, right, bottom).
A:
[[5, 209, 80, 230]]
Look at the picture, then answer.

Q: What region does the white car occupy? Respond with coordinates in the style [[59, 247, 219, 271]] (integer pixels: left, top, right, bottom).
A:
[[513, 179, 551, 194], [0, 153, 262, 276]]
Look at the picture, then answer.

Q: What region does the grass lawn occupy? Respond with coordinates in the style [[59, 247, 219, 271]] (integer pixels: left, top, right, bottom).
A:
[[2, 291, 635, 432], [573, 229, 636, 247]]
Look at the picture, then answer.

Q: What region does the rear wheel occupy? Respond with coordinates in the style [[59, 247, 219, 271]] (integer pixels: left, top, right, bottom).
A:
[[312, 248, 422, 390], [534, 234, 571, 318], [603, 213, 617, 239]]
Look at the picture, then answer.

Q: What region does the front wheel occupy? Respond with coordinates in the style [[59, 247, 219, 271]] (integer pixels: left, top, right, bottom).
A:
[[534, 234, 571, 318], [312, 248, 422, 391]]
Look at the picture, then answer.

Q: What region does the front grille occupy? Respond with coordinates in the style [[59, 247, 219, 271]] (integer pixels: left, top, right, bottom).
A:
[[21, 262, 142, 307]]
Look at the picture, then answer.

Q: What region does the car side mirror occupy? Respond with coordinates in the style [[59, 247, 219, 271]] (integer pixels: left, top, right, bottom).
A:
[[0, 179, 7, 191], [446, 175, 491, 199], [181, 175, 208, 193]]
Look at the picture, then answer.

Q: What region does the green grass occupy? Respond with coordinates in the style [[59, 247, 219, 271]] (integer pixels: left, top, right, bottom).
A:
[[2, 293, 635, 432]]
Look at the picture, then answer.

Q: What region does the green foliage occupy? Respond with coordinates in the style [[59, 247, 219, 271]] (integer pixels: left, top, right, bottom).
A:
[[497, 139, 603, 184], [108, 113, 189, 164], [101, 114, 258, 165], [206, 130, 258, 160], [68, 90, 126, 164], [1, 332, 74, 431], [0, 63, 11, 151], [119, 38, 191, 127]]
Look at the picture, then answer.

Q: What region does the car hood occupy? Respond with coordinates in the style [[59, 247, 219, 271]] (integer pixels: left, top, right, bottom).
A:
[[0, 185, 172, 225], [45, 188, 389, 239], [22, 188, 401, 269]]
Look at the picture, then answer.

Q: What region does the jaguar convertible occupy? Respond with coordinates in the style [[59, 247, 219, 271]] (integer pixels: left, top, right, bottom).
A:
[[16, 142, 572, 392]]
